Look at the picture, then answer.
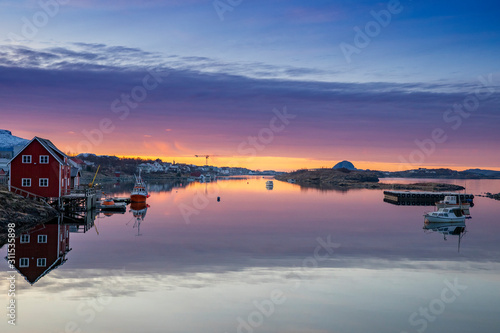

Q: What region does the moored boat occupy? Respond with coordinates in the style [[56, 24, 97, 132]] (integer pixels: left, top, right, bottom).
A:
[[436, 195, 471, 215], [131, 170, 149, 203], [424, 207, 466, 223], [99, 197, 127, 211]]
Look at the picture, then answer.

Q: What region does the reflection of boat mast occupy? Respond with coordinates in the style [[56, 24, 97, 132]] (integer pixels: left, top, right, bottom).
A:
[[423, 222, 467, 252], [133, 218, 142, 236], [129, 202, 149, 236], [458, 229, 466, 253]]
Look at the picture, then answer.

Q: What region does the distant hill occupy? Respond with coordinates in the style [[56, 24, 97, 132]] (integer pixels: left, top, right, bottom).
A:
[[382, 168, 500, 179], [333, 160, 356, 170], [0, 130, 28, 150], [464, 169, 500, 177]]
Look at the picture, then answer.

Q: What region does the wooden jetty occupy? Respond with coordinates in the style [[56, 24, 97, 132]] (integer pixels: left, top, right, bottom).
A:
[[383, 191, 474, 206], [60, 187, 99, 212]]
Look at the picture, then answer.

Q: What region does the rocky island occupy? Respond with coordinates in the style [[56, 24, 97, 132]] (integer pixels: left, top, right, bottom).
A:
[[482, 192, 500, 201], [275, 168, 465, 191]]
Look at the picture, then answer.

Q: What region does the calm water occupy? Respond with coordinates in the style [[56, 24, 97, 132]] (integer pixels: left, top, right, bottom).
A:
[[1, 177, 500, 333]]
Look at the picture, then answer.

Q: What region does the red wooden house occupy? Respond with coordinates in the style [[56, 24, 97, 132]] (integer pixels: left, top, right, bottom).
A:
[[10, 220, 71, 285], [8, 137, 71, 198]]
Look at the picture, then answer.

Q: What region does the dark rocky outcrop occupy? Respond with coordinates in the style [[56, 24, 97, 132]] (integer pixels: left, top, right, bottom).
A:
[[275, 169, 465, 191], [0, 187, 59, 243], [482, 192, 500, 201]]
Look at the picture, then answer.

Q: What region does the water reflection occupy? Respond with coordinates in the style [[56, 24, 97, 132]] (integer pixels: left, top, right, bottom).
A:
[[128, 202, 149, 236], [423, 221, 467, 251], [8, 217, 71, 285], [1, 178, 500, 333]]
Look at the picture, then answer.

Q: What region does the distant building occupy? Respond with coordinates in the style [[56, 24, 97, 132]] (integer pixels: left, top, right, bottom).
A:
[[8, 137, 72, 198]]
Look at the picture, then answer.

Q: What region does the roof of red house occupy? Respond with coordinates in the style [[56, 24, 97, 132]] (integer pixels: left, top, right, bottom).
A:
[[70, 157, 85, 164], [70, 167, 81, 177], [0, 169, 6, 175], [9, 137, 68, 165]]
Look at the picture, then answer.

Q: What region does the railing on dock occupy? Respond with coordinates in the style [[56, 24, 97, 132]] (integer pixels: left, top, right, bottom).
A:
[[10, 186, 52, 207]]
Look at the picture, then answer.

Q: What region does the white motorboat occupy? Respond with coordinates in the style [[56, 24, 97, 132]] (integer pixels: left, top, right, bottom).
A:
[[436, 195, 471, 215], [424, 207, 466, 223]]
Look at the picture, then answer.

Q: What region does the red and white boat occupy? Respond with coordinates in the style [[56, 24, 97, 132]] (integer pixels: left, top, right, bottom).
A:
[[130, 170, 149, 203]]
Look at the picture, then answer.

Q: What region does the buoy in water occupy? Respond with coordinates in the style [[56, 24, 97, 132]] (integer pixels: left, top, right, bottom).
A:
[[217, 196, 220, 202]]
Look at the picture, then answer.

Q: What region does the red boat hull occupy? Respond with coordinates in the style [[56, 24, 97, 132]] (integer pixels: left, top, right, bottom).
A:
[[130, 194, 147, 203]]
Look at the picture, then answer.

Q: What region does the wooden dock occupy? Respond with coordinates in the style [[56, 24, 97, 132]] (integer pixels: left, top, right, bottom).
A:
[[60, 187, 99, 211], [383, 191, 474, 206]]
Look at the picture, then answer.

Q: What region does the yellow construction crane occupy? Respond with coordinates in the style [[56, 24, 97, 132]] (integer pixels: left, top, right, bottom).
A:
[[89, 165, 100, 188], [194, 155, 218, 166]]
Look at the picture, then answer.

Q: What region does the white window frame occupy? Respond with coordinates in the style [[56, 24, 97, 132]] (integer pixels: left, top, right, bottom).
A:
[[20, 234, 30, 243], [22, 178, 31, 187], [22, 155, 32, 163], [37, 258, 47, 267], [38, 235, 47, 243], [62, 178, 65, 187], [40, 155, 49, 164], [19, 258, 29, 267], [39, 178, 49, 187]]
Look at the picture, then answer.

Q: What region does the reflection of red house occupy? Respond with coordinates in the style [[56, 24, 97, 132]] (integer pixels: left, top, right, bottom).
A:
[[8, 137, 71, 198], [11, 221, 71, 285]]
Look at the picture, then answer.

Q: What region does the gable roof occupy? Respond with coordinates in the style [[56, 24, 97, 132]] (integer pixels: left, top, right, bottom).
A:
[[8, 254, 69, 285], [70, 167, 81, 177], [8, 137, 68, 166], [70, 157, 85, 164]]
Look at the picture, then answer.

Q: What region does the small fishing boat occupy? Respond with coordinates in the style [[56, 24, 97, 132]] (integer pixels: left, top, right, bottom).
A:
[[436, 195, 471, 215], [424, 207, 466, 223], [100, 197, 127, 211], [131, 170, 149, 203]]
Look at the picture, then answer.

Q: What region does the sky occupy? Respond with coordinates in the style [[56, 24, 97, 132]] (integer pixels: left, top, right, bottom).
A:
[[1, 0, 499, 171]]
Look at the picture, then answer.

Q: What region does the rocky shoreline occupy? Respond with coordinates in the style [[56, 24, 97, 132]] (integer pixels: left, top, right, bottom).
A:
[[0, 186, 59, 244], [275, 169, 465, 191], [481, 192, 500, 201]]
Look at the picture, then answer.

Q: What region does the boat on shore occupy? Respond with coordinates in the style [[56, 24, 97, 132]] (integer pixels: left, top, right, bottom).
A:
[[131, 170, 149, 203], [424, 207, 466, 223]]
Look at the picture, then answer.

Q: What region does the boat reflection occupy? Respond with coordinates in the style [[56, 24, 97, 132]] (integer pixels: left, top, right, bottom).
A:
[[423, 221, 467, 251], [129, 202, 149, 236]]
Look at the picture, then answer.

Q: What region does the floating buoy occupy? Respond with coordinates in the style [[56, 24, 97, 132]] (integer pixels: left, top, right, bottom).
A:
[[217, 196, 220, 202]]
